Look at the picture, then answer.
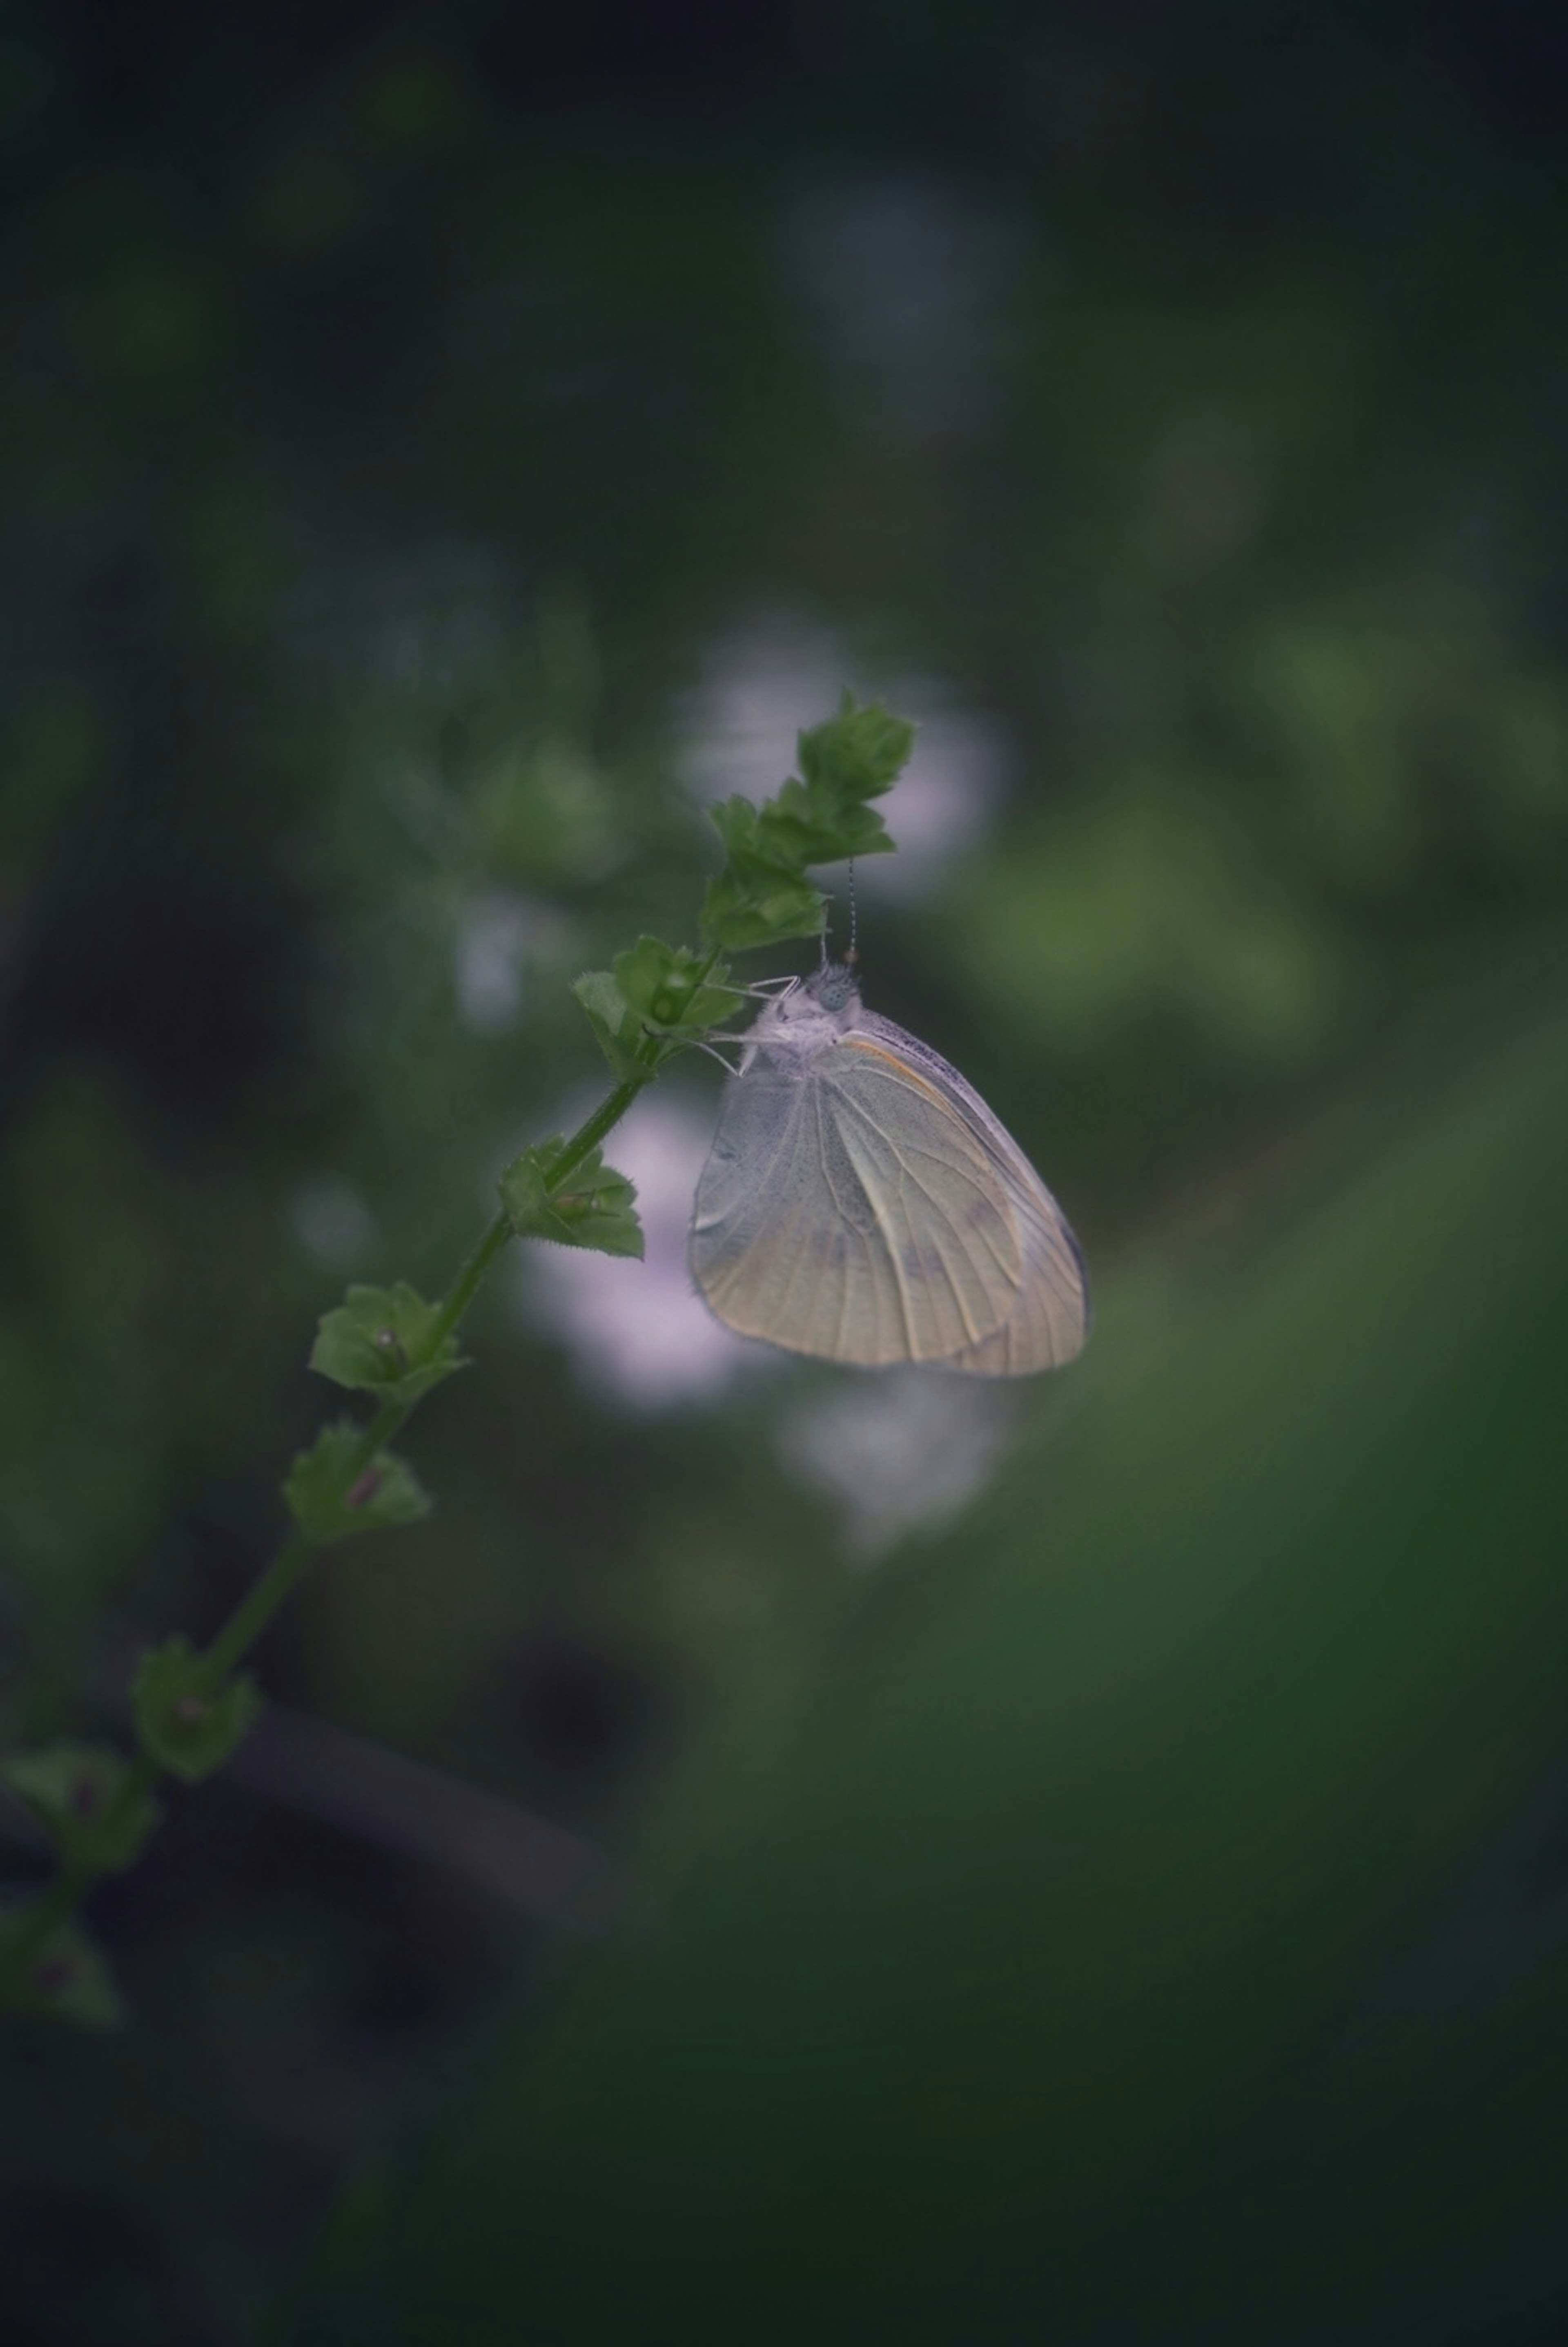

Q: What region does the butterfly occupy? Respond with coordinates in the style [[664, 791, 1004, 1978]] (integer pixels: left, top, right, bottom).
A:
[[690, 963, 1088, 1374]]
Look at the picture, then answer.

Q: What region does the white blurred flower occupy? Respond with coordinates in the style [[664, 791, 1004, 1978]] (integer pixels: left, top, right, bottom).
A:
[[455, 889, 578, 1033], [776, 1369, 1016, 1563], [290, 1175, 377, 1268]]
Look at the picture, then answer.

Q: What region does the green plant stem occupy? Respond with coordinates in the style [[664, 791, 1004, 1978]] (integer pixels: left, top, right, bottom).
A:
[[196, 1526, 317, 1693], [547, 1076, 649, 1187], [195, 1082, 648, 1699], [1, 1073, 650, 2007]]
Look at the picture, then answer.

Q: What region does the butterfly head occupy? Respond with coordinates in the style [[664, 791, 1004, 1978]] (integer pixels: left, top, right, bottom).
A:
[[804, 961, 862, 1017], [745, 960, 862, 1068]]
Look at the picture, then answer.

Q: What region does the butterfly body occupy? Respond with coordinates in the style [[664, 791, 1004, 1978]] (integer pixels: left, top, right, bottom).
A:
[[690, 966, 1088, 1376]]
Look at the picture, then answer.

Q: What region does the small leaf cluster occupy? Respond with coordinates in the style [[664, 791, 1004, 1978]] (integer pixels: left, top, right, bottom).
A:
[[615, 937, 740, 1037], [500, 1139, 643, 1257], [699, 694, 915, 950], [2, 1743, 160, 1872], [7, 1922, 126, 2030], [133, 1639, 263, 1781], [292, 1282, 450, 1548], [285, 1422, 432, 1545], [571, 938, 743, 1085], [310, 1281, 467, 1407]]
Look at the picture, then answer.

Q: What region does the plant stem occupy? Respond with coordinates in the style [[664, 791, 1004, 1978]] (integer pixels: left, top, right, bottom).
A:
[[196, 1526, 316, 1693], [0, 1071, 651, 2010], [431, 1205, 517, 1349], [545, 1076, 648, 1189]]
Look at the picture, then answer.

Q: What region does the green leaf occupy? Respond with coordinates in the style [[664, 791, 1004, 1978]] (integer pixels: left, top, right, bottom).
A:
[[499, 1139, 644, 1258], [796, 696, 915, 807], [760, 775, 896, 868], [2, 1742, 161, 1873], [699, 863, 826, 952], [309, 1281, 467, 1406], [612, 937, 739, 1035], [572, 969, 648, 1079], [699, 799, 829, 950], [13, 1922, 125, 2030], [284, 1421, 432, 1546], [696, 697, 913, 951], [131, 1637, 264, 1783]]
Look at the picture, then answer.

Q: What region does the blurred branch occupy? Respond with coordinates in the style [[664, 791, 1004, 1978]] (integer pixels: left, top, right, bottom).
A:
[[230, 1703, 619, 1936], [3, 1670, 619, 1936]]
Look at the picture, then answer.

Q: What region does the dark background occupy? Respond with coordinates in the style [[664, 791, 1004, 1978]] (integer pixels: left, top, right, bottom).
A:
[[2, 3, 1567, 2340]]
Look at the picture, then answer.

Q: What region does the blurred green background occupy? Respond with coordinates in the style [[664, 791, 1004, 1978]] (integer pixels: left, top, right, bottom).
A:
[[2, 3, 1566, 2340]]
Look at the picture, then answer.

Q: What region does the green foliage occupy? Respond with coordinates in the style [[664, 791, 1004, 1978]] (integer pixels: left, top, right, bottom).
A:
[[572, 968, 652, 1080], [499, 1140, 643, 1258], [131, 1639, 263, 1783], [699, 695, 914, 950], [612, 937, 738, 1035], [488, 699, 918, 1272], [11, 1923, 125, 2031], [698, 805, 833, 951], [283, 1423, 432, 1545], [0, 686, 898, 2044], [796, 699, 915, 830], [0, 683, 906, 2043], [573, 940, 740, 1077], [1, 1743, 160, 1874], [310, 1282, 467, 1406]]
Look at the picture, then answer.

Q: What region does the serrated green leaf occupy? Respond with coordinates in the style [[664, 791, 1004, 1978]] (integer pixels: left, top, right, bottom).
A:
[[309, 1281, 467, 1406], [705, 794, 773, 862], [797, 696, 915, 805], [131, 1638, 263, 1783], [499, 1140, 644, 1258], [571, 969, 648, 1079], [2, 1742, 161, 1873], [699, 861, 826, 951], [695, 698, 912, 952], [612, 937, 739, 1034], [15, 1922, 126, 2030], [761, 776, 896, 868], [283, 1421, 432, 1546]]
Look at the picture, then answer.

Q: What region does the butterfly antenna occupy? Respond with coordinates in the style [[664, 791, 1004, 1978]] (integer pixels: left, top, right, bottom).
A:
[[845, 858, 858, 968]]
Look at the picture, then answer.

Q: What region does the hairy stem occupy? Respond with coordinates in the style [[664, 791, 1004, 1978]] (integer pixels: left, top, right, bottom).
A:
[[546, 1075, 649, 1188]]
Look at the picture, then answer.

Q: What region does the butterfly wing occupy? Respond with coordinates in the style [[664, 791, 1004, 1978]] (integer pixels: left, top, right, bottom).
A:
[[854, 1013, 1090, 1377], [689, 1037, 1027, 1367]]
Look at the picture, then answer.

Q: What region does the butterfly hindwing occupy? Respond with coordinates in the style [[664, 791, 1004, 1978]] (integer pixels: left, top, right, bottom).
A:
[[855, 1014, 1089, 1374]]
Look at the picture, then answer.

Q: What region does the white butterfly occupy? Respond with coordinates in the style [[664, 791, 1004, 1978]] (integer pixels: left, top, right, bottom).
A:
[[690, 964, 1088, 1374]]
